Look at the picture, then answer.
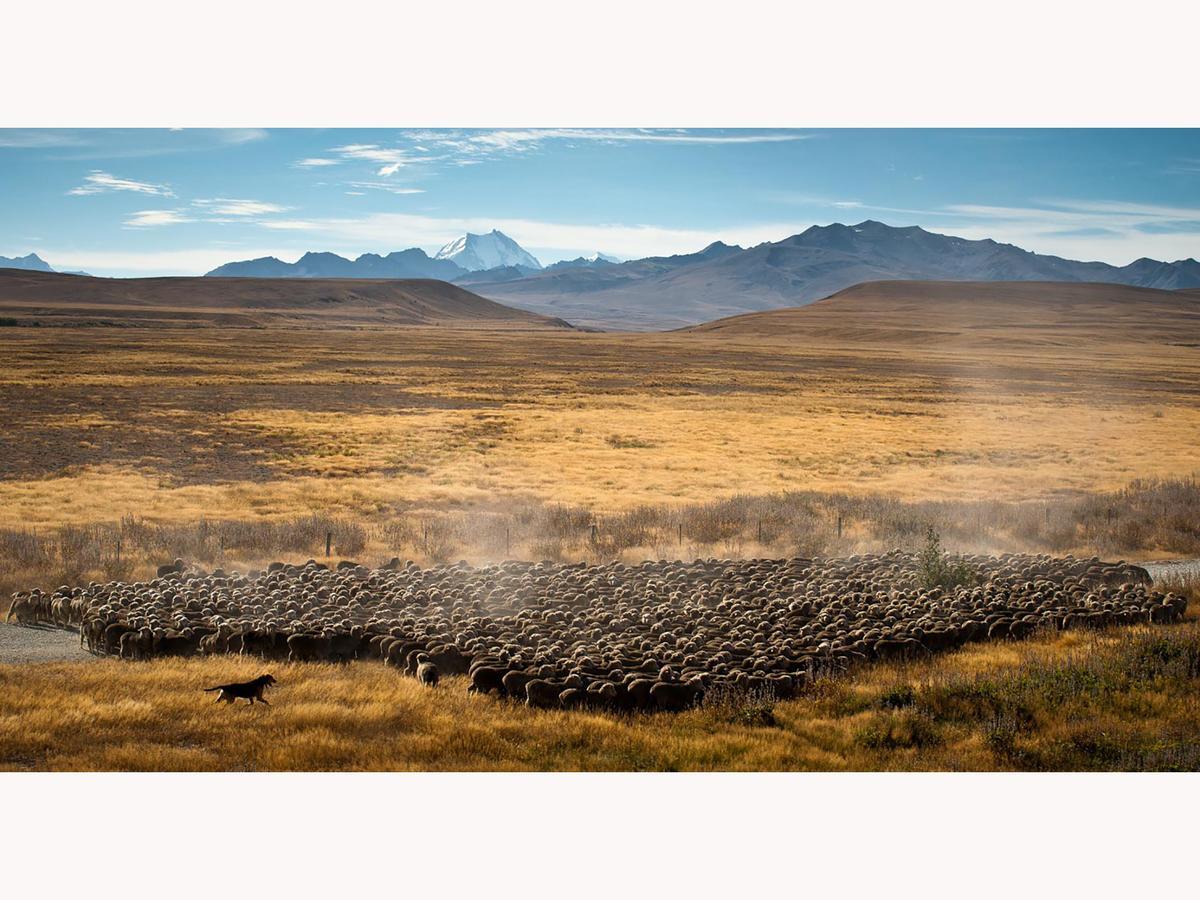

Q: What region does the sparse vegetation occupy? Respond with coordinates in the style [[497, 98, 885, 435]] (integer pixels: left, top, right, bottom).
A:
[[4, 478, 1197, 611]]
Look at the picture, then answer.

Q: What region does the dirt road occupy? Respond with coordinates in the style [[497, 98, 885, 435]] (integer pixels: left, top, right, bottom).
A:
[[0, 623, 93, 665]]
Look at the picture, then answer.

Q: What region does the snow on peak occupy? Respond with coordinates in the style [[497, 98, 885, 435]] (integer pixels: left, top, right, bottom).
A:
[[434, 230, 542, 272]]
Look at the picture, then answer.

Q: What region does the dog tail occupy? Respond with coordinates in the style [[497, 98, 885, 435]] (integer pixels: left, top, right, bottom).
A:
[[202, 686, 223, 692]]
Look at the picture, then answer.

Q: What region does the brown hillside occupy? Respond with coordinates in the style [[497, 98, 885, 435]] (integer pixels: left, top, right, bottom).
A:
[[0, 269, 571, 329], [686, 280, 1200, 349]]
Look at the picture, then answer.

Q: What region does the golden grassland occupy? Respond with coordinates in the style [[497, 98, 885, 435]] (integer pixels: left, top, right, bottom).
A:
[[1, 325, 1198, 533], [4, 591, 1198, 772]]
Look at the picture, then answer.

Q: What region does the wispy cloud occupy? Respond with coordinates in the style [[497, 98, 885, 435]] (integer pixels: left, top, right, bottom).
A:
[[345, 181, 425, 195], [326, 144, 434, 176], [0, 131, 89, 149], [1166, 158, 1200, 175], [192, 198, 292, 217], [123, 209, 193, 228], [69, 170, 175, 197], [409, 128, 813, 153], [301, 129, 813, 178]]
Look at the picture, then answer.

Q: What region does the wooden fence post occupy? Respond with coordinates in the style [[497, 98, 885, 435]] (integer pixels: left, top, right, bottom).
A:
[[837, 514, 843, 539], [325, 531, 332, 557]]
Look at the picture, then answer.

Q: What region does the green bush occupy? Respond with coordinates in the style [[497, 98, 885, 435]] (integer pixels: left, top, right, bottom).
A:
[[916, 525, 978, 591]]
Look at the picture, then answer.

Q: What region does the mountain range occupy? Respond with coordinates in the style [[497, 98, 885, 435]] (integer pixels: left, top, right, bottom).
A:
[[467, 221, 1200, 329], [199, 221, 1200, 330]]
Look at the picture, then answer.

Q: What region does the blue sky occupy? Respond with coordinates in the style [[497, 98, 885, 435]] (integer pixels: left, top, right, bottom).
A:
[[1, 128, 1198, 276]]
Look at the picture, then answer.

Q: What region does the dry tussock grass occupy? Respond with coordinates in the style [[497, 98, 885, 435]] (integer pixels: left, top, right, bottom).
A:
[[3, 477, 1196, 606], [1, 326, 1198, 531], [4, 595, 1197, 771]]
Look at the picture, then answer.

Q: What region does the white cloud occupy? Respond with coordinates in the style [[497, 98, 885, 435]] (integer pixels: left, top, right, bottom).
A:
[[192, 198, 292, 216], [296, 157, 339, 167], [327, 143, 434, 176], [344, 181, 425, 195], [68, 170, 175, 197], [32, 247, 306, 275], [258, 220, 321, 231], [304, 130, 813, 177], [218, 128, 269, 145], [123, 209, 194, 227], [0, 130, 89, 148], [408, 128, 812, 153]]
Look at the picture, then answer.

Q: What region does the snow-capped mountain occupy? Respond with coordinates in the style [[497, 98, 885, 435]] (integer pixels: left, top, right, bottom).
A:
[[435, 230, 542, 272]]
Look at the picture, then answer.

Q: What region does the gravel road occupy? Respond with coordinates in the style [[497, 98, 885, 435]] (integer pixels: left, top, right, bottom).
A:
[[0, 623, 94, 665], [1140, 559, 1200, 582]]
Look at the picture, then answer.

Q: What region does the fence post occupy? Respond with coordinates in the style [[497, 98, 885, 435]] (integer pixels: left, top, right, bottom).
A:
[[590, 522, 598, 544], [837, 514, 843, 539], [757, 518, 763, 543], [678, 522, 682, 546], [115, 538, 121, 565], [505, 526, 510, 557], [325, 531, 332, 557]]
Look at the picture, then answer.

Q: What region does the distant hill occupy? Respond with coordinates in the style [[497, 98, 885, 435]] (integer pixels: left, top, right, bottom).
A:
[[206, 248, 465, 280], [685, 280, 1200, 350], [0, 252, 53, 272], [0, 269, 574, 329], [453, 264, 542, 285], [435, 230, 541, 272], [467, 221, 1200, 330], [545, 252, 621, 272]]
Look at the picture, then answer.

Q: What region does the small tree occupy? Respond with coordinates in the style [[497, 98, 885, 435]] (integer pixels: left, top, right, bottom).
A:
[[917, 525, 977, 591]]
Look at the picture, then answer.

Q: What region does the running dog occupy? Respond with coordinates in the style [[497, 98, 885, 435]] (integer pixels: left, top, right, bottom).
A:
[[203, 674, 277, 705]]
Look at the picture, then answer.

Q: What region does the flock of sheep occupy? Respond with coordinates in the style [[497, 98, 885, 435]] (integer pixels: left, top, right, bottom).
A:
[[6, 551, 1185, 712]]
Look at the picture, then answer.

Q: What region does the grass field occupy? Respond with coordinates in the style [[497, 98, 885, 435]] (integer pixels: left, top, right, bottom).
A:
[[4, 587, 1197, 771]]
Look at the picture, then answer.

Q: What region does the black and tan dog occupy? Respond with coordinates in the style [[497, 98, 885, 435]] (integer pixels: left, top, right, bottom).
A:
[[203, 674, 277, 705]]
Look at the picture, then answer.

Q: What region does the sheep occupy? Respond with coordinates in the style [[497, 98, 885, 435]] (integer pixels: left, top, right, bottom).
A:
[[14, 550, 1173, 717], [416, 655, 440, 688], [650, 681, 703, 712], [287, 633, 333, 662], [501, 670, 538, 700], [468, 666, 506, 695]]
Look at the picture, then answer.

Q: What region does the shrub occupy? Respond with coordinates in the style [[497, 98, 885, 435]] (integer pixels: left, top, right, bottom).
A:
[[916, 525, 978, 591]]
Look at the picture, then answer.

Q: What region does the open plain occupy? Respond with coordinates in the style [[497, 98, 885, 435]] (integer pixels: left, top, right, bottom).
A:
[[2, 276, 1199, 770]]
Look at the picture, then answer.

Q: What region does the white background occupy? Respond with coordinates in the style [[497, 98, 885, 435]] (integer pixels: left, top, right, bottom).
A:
[[2, 1, 1198, 897]]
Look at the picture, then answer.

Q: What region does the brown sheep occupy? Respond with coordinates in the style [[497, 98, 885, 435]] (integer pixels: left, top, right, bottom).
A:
[[416, 655, 440, 688], [287, 633, 333, 662], [501, 670, 538, 700], [650, 681, 703, 712], [468, 666, 506, 695]]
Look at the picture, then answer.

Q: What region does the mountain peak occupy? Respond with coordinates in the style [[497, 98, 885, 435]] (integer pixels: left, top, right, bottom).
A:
[[435, 230, 542, 272], [0, 251, 54, 273]]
